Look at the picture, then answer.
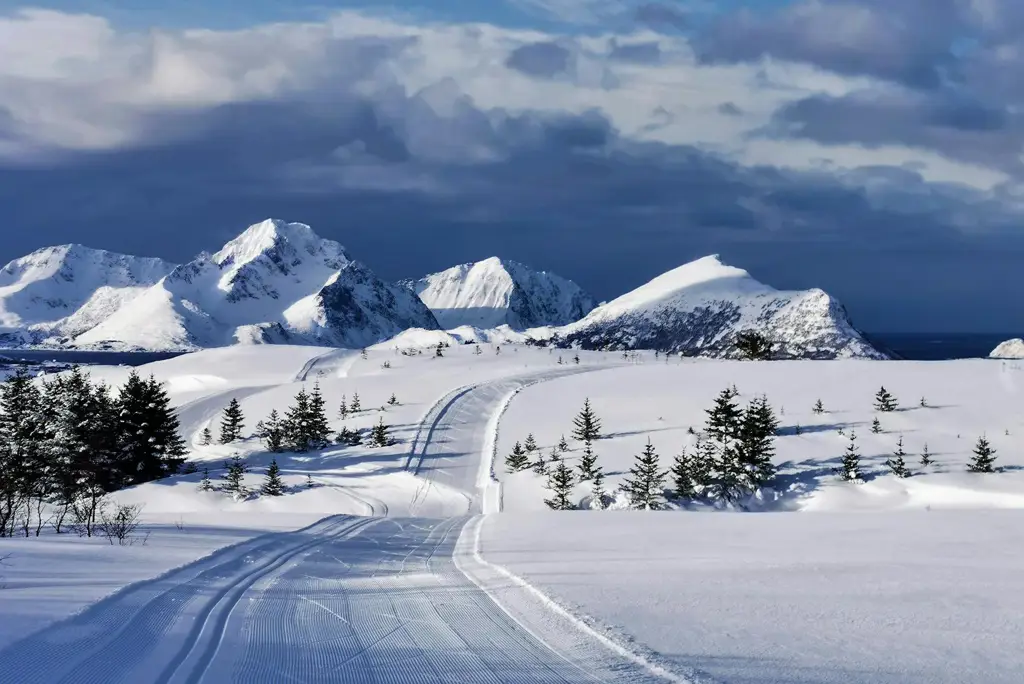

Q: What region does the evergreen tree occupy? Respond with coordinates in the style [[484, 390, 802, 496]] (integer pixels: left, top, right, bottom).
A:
[[282, 387, 311, 452], [223, 454, 248, 495], [387, 393, 399, 406], [704, 388, 744, 500], [967, 437, 997, 473], [874, 386, 898, 412], [335, 425, 362, 446], [200, 427, 213, 446], [219, 398, 245, 444], [920, 443, 933, 467], [736, 395, 778, 492], [116, 373, 187, 484], [571, 399, 602, 442], [523, 433, 538, 454], [577, 439, 599, 481], [474, 345, 482, 355], [531, 450, 548, 475], [435, 342, 444, 358], [813, 399, 824, 414], [871, 417, 883, 434], [370, 418, 392, 448], [506, 441, 530, 472], [886, 436, 911, 478], [557, 434, 569, 452], [306, 382, 332, 450], [623, 440, 668, 510], [735, 330, 772, 360], [573, 354, 580, 365], [338, 395, 348, 420], [198, 468, 213, 492], [544, 458, 575, 510], [256, 410, 285, 452], [671, 446, 696, 500], [837, 431, 862, 481], [261, 459, 285, 496], [919, 396, 928, 408], [350, 392, 361, 412], [0, 369, 49, 537]]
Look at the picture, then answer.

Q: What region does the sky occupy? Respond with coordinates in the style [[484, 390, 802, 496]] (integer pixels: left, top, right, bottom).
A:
[[1, 0, 1022, 333]]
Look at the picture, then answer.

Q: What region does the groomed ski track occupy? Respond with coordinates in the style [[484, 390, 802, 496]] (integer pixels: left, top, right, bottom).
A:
[[0, 368, 672, 684]]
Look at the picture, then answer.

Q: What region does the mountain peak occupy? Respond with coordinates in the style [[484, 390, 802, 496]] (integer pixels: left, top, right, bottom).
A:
[[213, 219, 348, 269], [412, 257, 596, 330]]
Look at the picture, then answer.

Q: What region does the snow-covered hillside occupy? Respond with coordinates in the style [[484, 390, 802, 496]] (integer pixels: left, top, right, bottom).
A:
[[548, 255, 885, 359], [74, 220, 439, 351], [408, 257, 596, 330], [0, 245, 174, 347], [990, 338, 1024, 359]]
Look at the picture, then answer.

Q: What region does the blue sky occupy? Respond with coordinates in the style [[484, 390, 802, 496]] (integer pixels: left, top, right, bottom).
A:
[[1, 0, 1022, 332]]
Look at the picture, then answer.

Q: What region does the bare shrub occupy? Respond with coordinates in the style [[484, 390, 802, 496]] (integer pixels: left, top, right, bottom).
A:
[[99, 503, 146, 546]]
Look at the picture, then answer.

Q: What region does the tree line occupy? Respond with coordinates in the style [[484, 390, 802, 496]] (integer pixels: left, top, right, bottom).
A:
[[0, 368, 186, 537]]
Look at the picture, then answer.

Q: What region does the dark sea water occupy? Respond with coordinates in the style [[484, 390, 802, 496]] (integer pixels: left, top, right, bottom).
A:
[[865, 333, 1018, 361], [0, 349, 186, 367]]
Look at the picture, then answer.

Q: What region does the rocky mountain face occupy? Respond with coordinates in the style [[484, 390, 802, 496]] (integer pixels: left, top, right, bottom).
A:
[[0, 244, 175, 347], [545, 255, 886, 359], [408, 257, 596, 330]]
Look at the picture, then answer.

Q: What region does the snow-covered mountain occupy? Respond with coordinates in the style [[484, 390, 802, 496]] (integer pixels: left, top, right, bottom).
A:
[[990, 338, 1024, 359], [546, 255, 886, 359], [73, 220, 439, 351], [407, 257, 596, 330], [0, 244, 175, 347]]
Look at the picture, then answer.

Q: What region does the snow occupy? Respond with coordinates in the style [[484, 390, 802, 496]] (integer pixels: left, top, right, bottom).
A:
[[411, 257, 596, 330], [495, 358, 1024, 513], [990, 337, 1024, 359], [2, 343, 1024, 682], [482, 511, 1024, 684]]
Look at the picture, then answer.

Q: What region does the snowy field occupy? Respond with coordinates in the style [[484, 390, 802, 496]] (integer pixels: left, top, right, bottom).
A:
[[1, 342, 1023, 682]]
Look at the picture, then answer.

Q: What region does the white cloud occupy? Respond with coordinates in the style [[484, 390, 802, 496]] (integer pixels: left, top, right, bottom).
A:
[[0, 6, 1011, 192]]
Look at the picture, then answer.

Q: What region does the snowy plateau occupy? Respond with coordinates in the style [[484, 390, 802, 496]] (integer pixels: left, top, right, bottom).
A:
[[0, 342, 1022, 684], [0, 219, 884, 359]]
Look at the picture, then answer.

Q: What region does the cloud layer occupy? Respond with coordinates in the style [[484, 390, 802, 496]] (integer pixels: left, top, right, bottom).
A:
[[1, 3, 1023, 332]]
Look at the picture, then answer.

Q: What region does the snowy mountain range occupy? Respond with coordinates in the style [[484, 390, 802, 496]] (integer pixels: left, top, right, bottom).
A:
[[404, 257, 596, 330], [0, 222, 884, 358], [543, 255, 885, 360]]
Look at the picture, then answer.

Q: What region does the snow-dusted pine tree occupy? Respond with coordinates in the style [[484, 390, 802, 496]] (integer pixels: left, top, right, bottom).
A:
[[219, 398, 245, 444], [577, 439, 599, 481], [837, 431, 863, 481], [505, 441, 530, 473], [261, 459, 285, 496], [571, 399, 602, 442], [886, 436, 911, 478], [544, 459, 575, 510], [874, 387, 898, 412], [623, 440, 668, 510], [967, 437, 997, 473]]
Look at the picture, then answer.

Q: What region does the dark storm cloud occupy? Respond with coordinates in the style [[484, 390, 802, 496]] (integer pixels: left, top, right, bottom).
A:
[[505, 41, 572, 78], [633, 3, 688, 30], [696, 0, 966, 89]]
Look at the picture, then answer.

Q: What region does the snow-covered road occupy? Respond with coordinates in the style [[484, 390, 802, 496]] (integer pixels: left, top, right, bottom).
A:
[[0, 367, 668, 684]]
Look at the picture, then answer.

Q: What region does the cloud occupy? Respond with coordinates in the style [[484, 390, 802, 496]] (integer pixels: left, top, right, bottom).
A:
[[1, 6, 1023, 331], [633, 3, 689, 30], [506, 41, 573, 77]]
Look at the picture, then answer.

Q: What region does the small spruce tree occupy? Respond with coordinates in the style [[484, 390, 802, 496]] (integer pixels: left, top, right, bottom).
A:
[[544, 458, 576, 510], [886, 436, 911, 478], [577, 438, 599, 481], [871, 417, 883, 434], [571, 399, 602, 442], [557, 434, 569, 452], [920, 443, 933, 467], [200, 427, 213, 446], [623, 440, 668, 510], [350, 392, 361, 413], [573, 353, 580, 365], [435, 342, 444, 358], [505, 441, 530, 472], [920, 396, 928, 408], [523, 433, 538, 454], [967, 436, 997, 473], [219, 398, 245, 444], [874, 386, 898, 412], [671, 447, 696, 500], [223, 454, 248, 495], [813, 399, 824, 414], [338, 395, 348, 420], [261, 459, 285, 496], [198, 468, 213, 492], [256, 410, 285, 453], [837, 431, 862, 481], [388, 393, 399, 406], [370, 418, 392, 448]]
